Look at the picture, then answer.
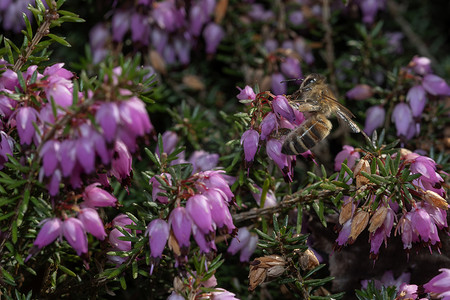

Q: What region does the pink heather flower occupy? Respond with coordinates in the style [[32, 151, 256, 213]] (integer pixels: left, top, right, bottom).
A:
[[248, 3, 274, 21], [43, 63, 73, 80], [77, 208, 106, 240], [192, 224, 216, 253], [280, 57, 302, 79], [228, 227, 251, 255], [385, 32, 404, 54], [424, 203, 448, 230], [186, 194, 214, 235], [239, 234, 258, 262], [240, 129, 259, 165], [271, 73, 287, 96], [400, 214, 414, 249], [83, 183, 117, 208], [0, 89, 16, 118], [272, 95, 296, 123], [266, 139, 289, 173], [391, 103, 413, 137], [59, 140, 77, 176], [75, 137, 95, 174], [211, 289, 240, 300], [336, 219, 352, 246], [236, 85, 256, 101], [0, 131, 14, 170], [364, 105, 385, 136], [150, 173, 172, 204], [131, 12, 150, 45], [163, 44, 176, 64], [168, 292, 185, 300], [62, 217, 88, 256], [44, 76, 73, 108], [397, 283, 418, 299], [112, 214, 138, 234], [146, 219, 169, 259], [203, 188, 235, 234], [112, 10, 131, 42], [422, 74, 450, 96], [294, 37, 314, 65], [156, 131, 178, 156], [369, 206, 394, 256], [169, 207, 192, 252], [407, 85, 427, 117], [189, 4, 207, 36], [109, 228, 131, 252], [334, 145, 360, 171], [34, 218, 62, 249], [47, 170, 62, 196], [288, 10, 304, 26], [90, 23, 109, 51], [197, 170, 234, 202], [358, 0, 384, 24], [260, 112, 278, 140], [423, 268, 450, 296], [16, 107, 39, 145], [203, 23, 225, 54], [405, 153, 444, 196], [174, 35, 191, 64], [227, 227, 258, 262], [188, 150, 219, 172], [251, 185, 277, 208], [40, 140, 60, 177], [119, 96, 153, 138], [151, 28, 169, 54], [264, 38, 278, 53], [96, 103, 120, 143], [152, 1, 184, 32], [411, 206, 439, 244], [111, 140, 132, 183], [0, 69, 18, 90], [410, 56, 432, 75], [346, 84, 373, 100]]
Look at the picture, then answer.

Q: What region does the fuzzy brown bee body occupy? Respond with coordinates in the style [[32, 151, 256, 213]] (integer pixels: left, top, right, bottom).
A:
[[281, 74, 361, 155]]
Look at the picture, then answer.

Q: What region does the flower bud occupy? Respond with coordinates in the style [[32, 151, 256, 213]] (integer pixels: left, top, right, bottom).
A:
[[241, 129, 259, 165], [62, 217, 88, 256], [77, 208, 107, 240], [346, 84, 373, 100], [248, 255, 286, 291], [368, 206, 388, 233], [349, 210, 369, 242], [354, 159, 371, 188], [299, 249, 320, 271], [424, 190, 448, 210], [146, 219, 170, 259], [272, 95, 295, 122], [339, 200, 354, 225]]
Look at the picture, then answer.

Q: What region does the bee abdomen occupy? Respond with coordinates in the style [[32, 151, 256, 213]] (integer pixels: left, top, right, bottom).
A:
[[281, 114, 332, 155]]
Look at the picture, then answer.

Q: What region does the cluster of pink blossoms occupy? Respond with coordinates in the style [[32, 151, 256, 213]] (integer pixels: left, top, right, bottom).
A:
[[90, 0, 225, 64], [1, 63, 152, 195], [350, 56, 450, 138], [361, 268, 450, 300], [30, 183, 118, 258], [0, 61, 154, 258], [334, 145, 448, 258], [238, 85, 313, 181]]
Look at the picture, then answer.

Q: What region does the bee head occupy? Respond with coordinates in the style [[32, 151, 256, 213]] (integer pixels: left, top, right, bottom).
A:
[[300, 74, 326, 91]]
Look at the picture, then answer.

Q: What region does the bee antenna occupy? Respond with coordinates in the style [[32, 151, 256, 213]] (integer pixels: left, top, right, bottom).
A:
[[280, 77, 304, 84]]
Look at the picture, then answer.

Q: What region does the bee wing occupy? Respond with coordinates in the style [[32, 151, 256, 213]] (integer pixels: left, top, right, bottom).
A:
[[336, 109, 361, 133], [322, 93, 360, 133]]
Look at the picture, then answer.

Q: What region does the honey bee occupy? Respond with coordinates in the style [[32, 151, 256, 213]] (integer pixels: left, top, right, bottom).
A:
[[281, 73, 362, 155]]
